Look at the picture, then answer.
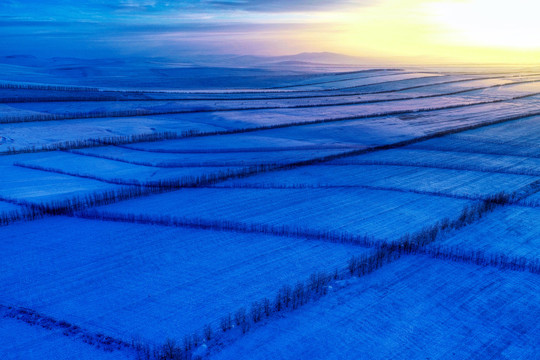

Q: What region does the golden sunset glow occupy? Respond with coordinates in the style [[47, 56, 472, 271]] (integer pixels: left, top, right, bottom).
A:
[[428, 0, 540, 49], [3, 0, 539, 64], [277, 0, 540, 64]]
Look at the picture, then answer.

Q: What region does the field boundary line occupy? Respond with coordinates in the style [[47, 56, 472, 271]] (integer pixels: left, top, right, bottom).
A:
[[0, 304, 136, 355], [324, 159, 540, 177]]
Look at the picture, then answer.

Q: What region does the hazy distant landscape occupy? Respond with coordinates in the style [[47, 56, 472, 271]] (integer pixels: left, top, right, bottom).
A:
[[0, 52, 538, 359]]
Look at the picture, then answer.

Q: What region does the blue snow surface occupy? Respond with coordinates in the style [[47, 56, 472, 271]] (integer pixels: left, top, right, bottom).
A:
[[0, 58, 539, 359], [0, 216, 369, 344], [210, 256, 540, 360]]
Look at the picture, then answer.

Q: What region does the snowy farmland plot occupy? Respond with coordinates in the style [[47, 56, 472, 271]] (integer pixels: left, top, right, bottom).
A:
[[0, 309, 134, 360], [0, 217, 370, 344], [209, 256, 540, 360], [216, 163, 539, 198], [1, 63, 539, 359], [0, 156, 125, 205], [429, 205, 540, 264], [91, 187, 475, 241], [11, 151, 249, 186]]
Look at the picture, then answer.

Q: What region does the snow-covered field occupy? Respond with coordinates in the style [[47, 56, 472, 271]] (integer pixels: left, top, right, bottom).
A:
[[92, 187, 474, 241], [409, 113, 540, 157], [2, 74, 540, 153], [431, 205, 540, 262], [209, 256, 540, 360], [69, 146, 348, 167], [0, 158, 123, 204], [0, 217, 369, 343], [1, 62, 539, 359], [5, 77, 538, 119], [0, 200, 22, 213], [0, 311, 133, 360], [12, 151, 248, 186]]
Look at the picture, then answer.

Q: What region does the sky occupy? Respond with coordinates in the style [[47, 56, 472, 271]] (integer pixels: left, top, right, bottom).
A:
[[1, 0, 539, 64]]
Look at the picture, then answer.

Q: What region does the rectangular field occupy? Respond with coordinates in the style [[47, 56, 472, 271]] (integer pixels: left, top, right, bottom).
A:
[[408, 114, 540, 157], [0, 158, 124, 204], [92, 187, 473, 241], [69, 146, 349, 167], [0, 313, 132, 360], [0, 216, 369, 343], [331, 148, 540, 176], [12, 151, 247, 186], [431, 205, 540, 262], [217, 163, 539, 199], [210, 256, 540, 360]]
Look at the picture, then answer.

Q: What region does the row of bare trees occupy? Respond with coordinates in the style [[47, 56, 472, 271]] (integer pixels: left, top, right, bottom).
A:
[[0, 83, 99, 91]]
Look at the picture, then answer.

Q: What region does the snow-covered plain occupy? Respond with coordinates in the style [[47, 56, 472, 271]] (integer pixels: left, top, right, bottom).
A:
[[210, 256, 540, 360], [0, 200, 22, 213], [12, 151, 248, 186], [0, 158, 123, 204], [216, 163, 539, 198], [69, 145, 349, 167], [408, 113, 540, 157], [1, 62, 539, 359], [331, 148, 540, 176], [2, 74, 540, 153], [0, 216, 369, 344], [94, 187, 473, 241], [2, 85, 535, 126], [3, 76, 538, 119], [0, 314, 133, 360], [431, 205, 540, 262]]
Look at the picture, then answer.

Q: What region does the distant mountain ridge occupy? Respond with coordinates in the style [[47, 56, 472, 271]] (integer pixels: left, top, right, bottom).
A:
[[0, 52, 373, 68], [223, 52, 372, 66], [0, 52, 380, 89]]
